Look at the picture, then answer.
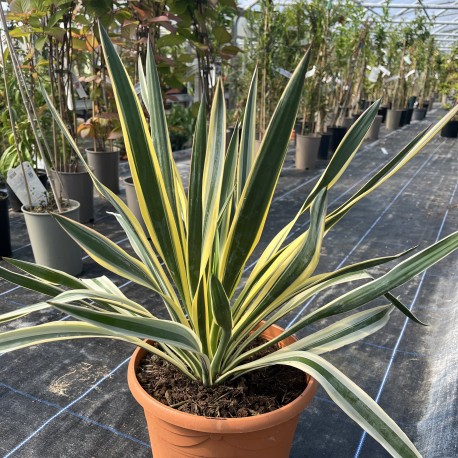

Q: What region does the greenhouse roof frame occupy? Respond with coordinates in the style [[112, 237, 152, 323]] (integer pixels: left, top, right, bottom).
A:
[[239, 1, 458, 51], [360, 1, 458, 51]]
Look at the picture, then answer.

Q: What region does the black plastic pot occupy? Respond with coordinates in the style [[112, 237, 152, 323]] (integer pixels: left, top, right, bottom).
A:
[[318, 133, 332, 160], [327, 126, 347, 153], [399, 110, 408, 127], [378, 106, 388, 124], [0, 190, 12, 256], [405, 108, 414, 125], [440, 120, 458, 138]]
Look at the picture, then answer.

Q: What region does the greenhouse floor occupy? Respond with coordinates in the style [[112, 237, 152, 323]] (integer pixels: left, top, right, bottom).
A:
[[1, 106, 457, 458]]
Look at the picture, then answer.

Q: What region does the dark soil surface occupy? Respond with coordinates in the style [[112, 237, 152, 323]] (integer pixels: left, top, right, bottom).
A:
[[136, 340, 307, 418]]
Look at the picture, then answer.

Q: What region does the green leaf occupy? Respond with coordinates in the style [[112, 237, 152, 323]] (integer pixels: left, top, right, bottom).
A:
[[219, 351, 421, 458], [52, 213, 158, 291], [220, 49, 311, 296], [213, 26, 232, 45], [187, 100, 207, 294], [0, 265, 62, 297], [157, 34, 186, 48], [290, 230, 458, 335], [200, 80, 226, 277], [49, 302, 201, 353], [0, 302, 50, 323], [283, 305, 394, 354], [3, 257, 85, 290], [237, 68, 257, 203]]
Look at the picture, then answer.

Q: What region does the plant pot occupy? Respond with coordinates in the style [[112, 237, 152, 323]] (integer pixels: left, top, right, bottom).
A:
[[405, 108, 413, 125], [378, 106, 388, 124], [422, 101, 430, 112], [128, 324, 317, 458], [399, 109, 407, 127], [327, 126, 347, 153], [440, 120, 458, 138], [365, 115, 383, 141], [22, 199, 82, 275], [86, 147, 120, 194], [412, 108, 426, 121], [0, 190, 12, 257], [342, 117, 354, 129], [318, 132, 332, 160], [385, 109, 402, 131], [5, 169, 48, 212], [124, 177, 148, 234], [295, 134, 319, 170], [54, 169, 94, 223]]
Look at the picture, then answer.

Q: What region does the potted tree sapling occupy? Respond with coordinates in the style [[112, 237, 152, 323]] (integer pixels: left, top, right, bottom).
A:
[[2, 25, 458, 458], [0, 7, 82, 275]]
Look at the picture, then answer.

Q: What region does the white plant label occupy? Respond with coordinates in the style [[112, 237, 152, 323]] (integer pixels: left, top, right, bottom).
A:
[[379, 66, 391, 76], [368, 67, 381, 83], [305, 66, 316, 78], [405, 69, 416, 80], [7, 162, 48, 207], [403, 55, 412, 65], [73, 73, 88, 99], [275, 67, 293, 79]]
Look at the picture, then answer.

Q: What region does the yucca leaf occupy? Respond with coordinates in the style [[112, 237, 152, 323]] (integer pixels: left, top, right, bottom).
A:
[[0, 265, 62, 296], [209, 275, 232, 377], [234, 188, 327, 336], [200, 80, 226, 277], [237, 68, 257, 202], [0, 302, 50, 323], [218, 122, 240, 253], [3, 257, 85, 289], [187, 99, 207, 294], [282, 305, 394, 353], [144, 40, 186, 230], [220, 49, 311, 296], [51, 289, 153, 317], [0, 321, 117, 353], [49, 302, 202, 353], [52, 213, 158, 291], [98, 25, 189, 306], [218, 351, 421, 458], [288, 230, 458, 336], [300, 100, 381, 213]]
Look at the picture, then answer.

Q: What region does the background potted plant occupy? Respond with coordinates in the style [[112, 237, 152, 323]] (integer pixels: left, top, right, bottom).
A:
[[1, 26, 458, 458]]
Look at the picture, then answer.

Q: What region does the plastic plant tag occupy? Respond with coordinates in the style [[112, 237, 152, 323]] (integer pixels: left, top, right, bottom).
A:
[[7, 162, 48, 207], [368, 67, 381, 83]]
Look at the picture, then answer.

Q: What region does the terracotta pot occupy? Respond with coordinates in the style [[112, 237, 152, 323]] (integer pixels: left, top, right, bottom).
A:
[[128, 324, 317, 458]]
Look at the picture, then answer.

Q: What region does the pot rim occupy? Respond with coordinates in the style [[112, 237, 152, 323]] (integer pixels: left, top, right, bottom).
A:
[[128, 324, 318, 434], [123, 176, 134, 186], [85, 146, 121, 154], [21, 199, 80, 215]]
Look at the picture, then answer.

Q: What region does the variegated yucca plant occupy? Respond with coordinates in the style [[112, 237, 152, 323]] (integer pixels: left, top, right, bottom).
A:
[[1, 26, 458, 457]]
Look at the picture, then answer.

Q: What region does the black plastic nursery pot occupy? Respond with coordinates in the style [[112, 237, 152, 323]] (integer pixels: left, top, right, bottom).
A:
[[378, 106, 388, 123], [440, 120, 458, 138], [405, 108, 414, 125], [0, 190, 12, 257], [327, 126, 347, 153], [399, 109, 408, 127], [318, 132, 332, 160]]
